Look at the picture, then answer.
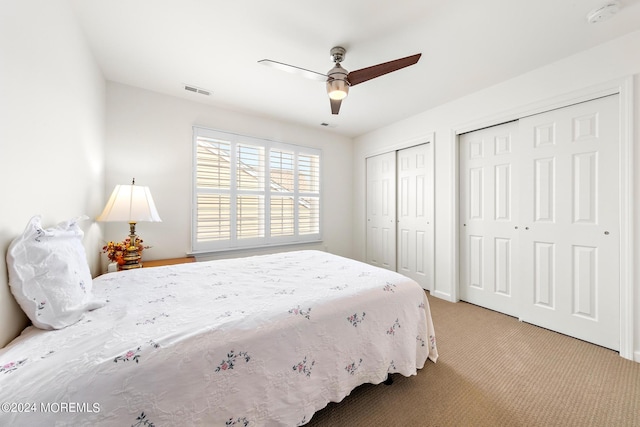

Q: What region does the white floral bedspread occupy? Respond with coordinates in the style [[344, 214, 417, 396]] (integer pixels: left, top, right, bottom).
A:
[[0, 250, 437, 426]]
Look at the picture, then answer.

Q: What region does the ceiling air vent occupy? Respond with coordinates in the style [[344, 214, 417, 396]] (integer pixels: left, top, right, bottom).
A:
[[184, 84, 211, 96]]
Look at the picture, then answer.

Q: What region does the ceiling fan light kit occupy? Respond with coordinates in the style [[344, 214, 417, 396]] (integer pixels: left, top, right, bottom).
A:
[[327, 79, 349, 100], [259, 46, 421, 115]]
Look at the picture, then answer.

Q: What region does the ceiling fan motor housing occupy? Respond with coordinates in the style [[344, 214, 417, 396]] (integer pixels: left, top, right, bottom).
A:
[[327, 63, 349, 100]]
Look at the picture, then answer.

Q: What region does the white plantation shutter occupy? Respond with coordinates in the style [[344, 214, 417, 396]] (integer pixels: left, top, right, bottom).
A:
[[196, 193, 231, 241], [236, 143, 265, 240], [298, 153, 320, 235], [269, 149, 295, 237], [270, 196, 295, 236], [195, 139, 231, 242], [192, 127, 321, 252]]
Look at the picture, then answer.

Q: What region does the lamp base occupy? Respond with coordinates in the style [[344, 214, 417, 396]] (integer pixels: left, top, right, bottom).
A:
[[120, 247, 142, 270]]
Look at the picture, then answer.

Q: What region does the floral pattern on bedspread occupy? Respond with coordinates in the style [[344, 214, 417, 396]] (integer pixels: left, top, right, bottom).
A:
[[1, 359, 27, 374], [0, 250, 437, 426], [215, 350, 251, 372], [293, 356, 315, 377], [114, 347, 142, 364]]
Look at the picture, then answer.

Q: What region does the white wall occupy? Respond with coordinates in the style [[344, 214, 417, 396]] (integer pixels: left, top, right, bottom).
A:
[[105, 82, 353, 264], [0, 0, 106, 347], [353, 30, 640, 360]]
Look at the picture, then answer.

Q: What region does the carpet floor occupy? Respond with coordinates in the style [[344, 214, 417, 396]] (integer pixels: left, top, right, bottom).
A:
[[306, 292, 640, 427]]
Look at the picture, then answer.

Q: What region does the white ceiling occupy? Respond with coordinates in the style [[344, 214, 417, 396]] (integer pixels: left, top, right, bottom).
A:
[[70, 0, 640, 137]]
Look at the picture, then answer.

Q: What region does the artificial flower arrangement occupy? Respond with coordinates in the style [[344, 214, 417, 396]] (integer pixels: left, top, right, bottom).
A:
[[102, 238, 150, 265]]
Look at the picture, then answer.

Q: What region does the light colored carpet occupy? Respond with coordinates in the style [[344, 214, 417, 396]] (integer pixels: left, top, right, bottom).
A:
[[306, 292, 640, 426]]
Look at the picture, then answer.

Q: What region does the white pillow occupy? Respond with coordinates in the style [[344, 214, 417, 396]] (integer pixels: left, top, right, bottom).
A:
[[6, 215, 105, 330]]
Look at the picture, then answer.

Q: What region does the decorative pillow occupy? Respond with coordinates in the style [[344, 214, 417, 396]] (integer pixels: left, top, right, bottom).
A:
[[6, 215, 105, 330]]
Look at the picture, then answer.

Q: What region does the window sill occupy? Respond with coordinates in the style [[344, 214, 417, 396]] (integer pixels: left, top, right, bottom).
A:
[[188, 240, 324, 259]]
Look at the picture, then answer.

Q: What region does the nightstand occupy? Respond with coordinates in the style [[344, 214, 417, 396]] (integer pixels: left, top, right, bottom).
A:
[[142, 257, 195, 268]]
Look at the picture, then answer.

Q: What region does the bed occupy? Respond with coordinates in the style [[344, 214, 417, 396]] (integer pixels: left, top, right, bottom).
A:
[[0, 247, 437, 426]]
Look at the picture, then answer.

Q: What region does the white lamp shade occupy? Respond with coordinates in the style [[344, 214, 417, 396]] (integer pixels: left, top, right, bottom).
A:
[[97, 184, 162, 223]]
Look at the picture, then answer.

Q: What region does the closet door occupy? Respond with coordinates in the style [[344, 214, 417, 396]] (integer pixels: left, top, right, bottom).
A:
[[459, 121, 520, 316], [459, 95, 620, 350], [397, 144, 432, 289], [366, 152, 397, 270], [519, 95, 620, 350]]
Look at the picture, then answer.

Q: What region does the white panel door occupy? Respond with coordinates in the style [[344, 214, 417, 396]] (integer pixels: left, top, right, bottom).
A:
[[459, 121, 520, 316], [366, 152, 397, 270], [519, 95, 620, 350], [397, 144, 432, 289]]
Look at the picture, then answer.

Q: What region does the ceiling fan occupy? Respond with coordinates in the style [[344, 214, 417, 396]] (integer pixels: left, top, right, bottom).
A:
[[258, 47, 422, 115]]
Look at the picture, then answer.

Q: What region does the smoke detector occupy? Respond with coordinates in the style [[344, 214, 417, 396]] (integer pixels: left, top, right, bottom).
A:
[[587, 1, 621, 23]]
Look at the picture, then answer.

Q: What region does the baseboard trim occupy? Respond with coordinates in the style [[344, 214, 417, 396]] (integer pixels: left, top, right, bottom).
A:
[[431, 290, 454, 302]]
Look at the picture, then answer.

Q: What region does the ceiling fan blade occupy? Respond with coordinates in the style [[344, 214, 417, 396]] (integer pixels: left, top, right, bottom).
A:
[[330, 98, 342, 115], [258, 59, 327, 82], [347, 53, 422, 86]]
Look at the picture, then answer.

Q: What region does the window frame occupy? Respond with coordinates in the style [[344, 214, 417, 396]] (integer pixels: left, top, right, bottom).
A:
[[191, 126, 322, 253]]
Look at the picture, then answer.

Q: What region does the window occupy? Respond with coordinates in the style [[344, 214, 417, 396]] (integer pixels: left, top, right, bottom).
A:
[[192, 126, 321, 252]]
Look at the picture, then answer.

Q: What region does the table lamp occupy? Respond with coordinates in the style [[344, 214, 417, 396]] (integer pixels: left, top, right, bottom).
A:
[[97, 178, 162, 269]]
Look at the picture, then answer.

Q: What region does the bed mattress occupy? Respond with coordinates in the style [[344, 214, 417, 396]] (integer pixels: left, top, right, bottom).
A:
[[0, 250, 437, 426]]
